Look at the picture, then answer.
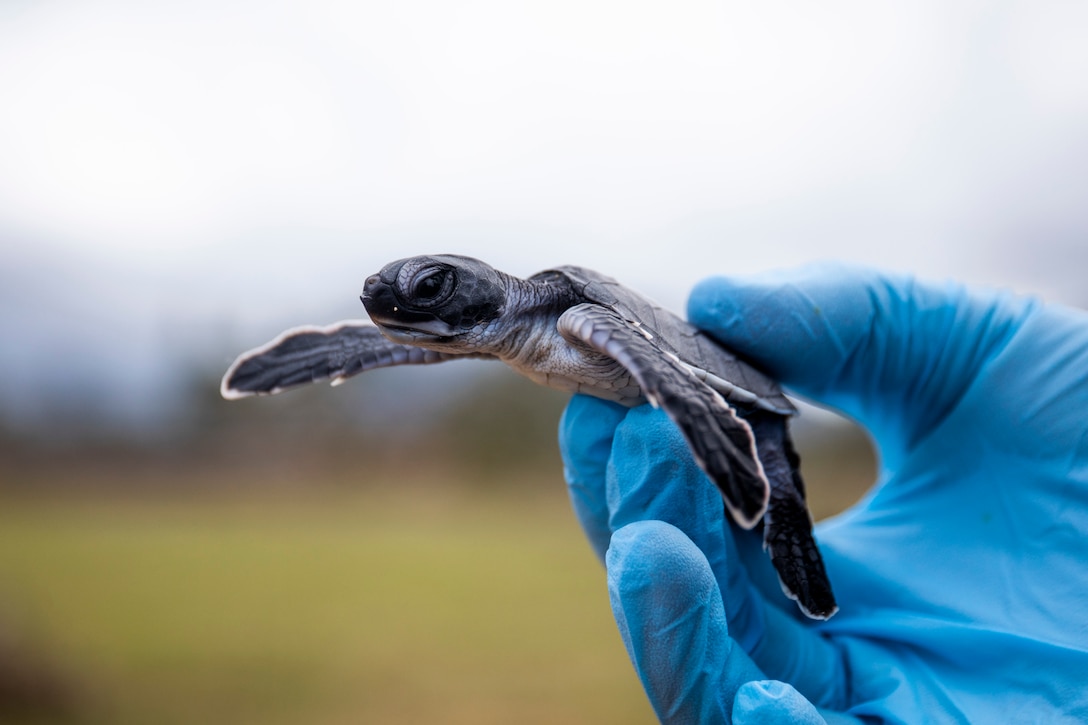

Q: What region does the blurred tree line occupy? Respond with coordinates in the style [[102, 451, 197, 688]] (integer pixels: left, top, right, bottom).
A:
[[0, 360, 572, 489], [0, 354, 874, 518]]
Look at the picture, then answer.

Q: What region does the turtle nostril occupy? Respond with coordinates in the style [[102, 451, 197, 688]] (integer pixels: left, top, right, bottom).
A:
[[361, 275, 382, 302]]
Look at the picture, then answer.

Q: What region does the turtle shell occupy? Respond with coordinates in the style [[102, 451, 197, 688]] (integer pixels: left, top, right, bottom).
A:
[[539, 265, 796, 416]]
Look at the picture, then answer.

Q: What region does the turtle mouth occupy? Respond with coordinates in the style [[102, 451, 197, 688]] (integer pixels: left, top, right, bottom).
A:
[[361, 285, 461, 344], [372, 320, 459, 345]]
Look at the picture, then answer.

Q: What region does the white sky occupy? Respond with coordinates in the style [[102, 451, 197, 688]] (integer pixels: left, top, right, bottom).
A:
[[1, 0, 1087, 426]]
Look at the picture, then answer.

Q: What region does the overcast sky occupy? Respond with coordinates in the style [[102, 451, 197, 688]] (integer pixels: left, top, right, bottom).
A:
[[2, 0, 1087, 430]]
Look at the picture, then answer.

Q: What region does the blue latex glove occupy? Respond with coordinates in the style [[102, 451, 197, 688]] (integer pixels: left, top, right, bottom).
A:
[[559, 264, 1088, 723]]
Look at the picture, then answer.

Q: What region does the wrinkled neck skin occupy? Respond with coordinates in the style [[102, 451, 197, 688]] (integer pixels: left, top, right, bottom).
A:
[[485, 272, 582, 365], [488, 272, 639, 404]]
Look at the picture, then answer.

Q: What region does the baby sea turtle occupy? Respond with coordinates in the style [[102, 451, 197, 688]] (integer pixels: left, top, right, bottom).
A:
[[222, 254, 837, 619]]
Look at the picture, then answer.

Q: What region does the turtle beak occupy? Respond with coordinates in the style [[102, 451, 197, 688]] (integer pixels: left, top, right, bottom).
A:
[[360, 274, 458, 342], [360, 274, 382, 307], [360, 274, 400, 318]]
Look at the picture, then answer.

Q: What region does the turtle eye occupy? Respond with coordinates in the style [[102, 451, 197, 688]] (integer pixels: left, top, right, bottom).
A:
[[408, 267, 454, 305], [415, 270, 445, 298]]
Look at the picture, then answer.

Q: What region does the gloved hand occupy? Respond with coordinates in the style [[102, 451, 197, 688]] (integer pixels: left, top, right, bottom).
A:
[[559, 264, 1088, 723]]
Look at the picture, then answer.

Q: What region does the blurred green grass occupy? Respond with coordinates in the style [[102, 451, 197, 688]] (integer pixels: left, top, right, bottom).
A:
[[0, 399, 875, 724], [0, 481, 656, 724]]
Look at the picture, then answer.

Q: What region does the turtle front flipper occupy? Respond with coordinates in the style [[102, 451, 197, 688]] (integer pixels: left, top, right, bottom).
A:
[[558, 303, 770, 528], [221, 320, 472, 399], [748, 413, 838, 619]]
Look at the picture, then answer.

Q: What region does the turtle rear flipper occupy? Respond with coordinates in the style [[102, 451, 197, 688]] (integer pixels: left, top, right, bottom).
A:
[[221, 320, 471, 399], [558, 303, 770, 529], [764, 491, 837, 619], [749, 413, 838, 619]]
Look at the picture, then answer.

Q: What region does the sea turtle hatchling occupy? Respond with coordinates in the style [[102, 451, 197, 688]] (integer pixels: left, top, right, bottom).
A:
[[221, 254, 837, 619]]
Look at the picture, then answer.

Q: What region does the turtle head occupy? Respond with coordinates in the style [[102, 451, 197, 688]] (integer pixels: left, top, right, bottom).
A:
[[361, 254, 507, 348]]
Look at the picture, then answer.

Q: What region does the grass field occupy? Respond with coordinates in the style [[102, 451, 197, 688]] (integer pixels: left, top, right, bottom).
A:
[[0, 422, 873, 724], [0, 479, 658, 724]]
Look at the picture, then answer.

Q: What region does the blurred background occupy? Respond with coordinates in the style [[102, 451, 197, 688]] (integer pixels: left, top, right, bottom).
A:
[[1, 1, 1086, 722]]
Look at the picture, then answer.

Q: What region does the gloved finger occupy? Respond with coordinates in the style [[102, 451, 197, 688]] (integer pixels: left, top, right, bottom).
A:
[[686, 264, 1034, 456], [733, 681, 864, 725], [570, 400, 850, 707], [558, 394, 627, 561], [607, 520, 767, 724], [745, 598, 848, 710], [559, 393, 769, 645], [733, 680, 830, 724], [606, 404, 765, 651]]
